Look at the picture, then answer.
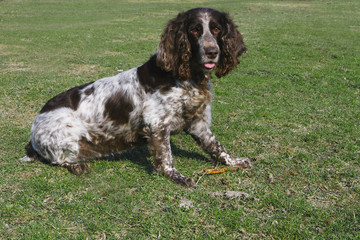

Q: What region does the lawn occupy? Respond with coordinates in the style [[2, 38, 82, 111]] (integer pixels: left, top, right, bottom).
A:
[[1, 0, 359, 239]]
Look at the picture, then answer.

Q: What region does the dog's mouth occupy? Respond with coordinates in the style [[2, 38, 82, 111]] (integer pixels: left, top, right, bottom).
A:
[[203, 62, 216, 70]]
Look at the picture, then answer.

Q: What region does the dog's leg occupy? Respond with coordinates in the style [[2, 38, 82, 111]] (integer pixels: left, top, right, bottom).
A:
[[187, 120, 253, 168], [148, 129, 196, 187], [20, 142, 40, 162], [64, 163, 91, 175], [60, 151, 91, 175], [32, 141, 91, 175]]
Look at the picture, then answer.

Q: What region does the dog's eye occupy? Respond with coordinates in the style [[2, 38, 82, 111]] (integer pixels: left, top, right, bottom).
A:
[[190, 29, 198, 35], [213, 27, 221, 35], [190, 27, 201, 35]]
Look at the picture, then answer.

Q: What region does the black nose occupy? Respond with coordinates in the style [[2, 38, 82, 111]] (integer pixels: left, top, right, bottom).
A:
[[205, 47, 219, 59]]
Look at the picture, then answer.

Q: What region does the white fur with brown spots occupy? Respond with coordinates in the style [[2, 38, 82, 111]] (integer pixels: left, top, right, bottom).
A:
[[21, 8, 252, 186]]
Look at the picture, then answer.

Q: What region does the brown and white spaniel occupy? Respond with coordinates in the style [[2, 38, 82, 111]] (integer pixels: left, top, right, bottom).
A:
[[21, 8, 252, 187]]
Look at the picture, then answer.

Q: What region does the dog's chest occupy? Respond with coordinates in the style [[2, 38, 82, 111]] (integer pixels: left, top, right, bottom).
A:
[[181, 82, 211, 120], [146, 81, 211, 133], [142, 81, 211, 132]]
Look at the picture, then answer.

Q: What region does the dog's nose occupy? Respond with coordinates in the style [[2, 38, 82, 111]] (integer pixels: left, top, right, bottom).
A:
[[205, 47, 219, 59]]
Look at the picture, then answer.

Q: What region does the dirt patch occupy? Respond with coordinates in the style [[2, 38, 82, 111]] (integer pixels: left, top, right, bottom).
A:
[[0, 44, 26, 57], [67, 63, 101, 76], [4, 61, 31, 73], [250, 2, 311, 8]]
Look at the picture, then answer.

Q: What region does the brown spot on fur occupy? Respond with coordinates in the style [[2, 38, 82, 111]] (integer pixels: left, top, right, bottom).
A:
[[65, 163, 91, 175], [138, 54, 175, 93], [103, 91, 134, 124], [40, 82, 93, 113], [84, 86, 95, 95], [78, 135, 147, 160], [78, 137, 129, 158]]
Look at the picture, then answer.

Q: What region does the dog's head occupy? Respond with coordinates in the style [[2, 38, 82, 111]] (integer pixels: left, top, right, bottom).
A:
[[156, 8, 247, 80]]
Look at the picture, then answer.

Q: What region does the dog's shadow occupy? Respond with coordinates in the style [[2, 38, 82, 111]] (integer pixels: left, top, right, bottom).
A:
[[103, 142, 209, 174]]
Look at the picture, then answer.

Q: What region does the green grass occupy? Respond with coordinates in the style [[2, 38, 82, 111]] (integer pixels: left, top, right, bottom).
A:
[[1, 0, 359, 239]]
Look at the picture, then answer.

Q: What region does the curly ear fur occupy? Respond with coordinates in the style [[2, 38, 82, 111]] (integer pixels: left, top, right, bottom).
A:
[[215, 13, 247, 78], [156, 12, 192, 80]]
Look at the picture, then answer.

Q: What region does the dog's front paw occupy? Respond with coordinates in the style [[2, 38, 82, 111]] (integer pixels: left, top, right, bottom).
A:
[[230, 157, 253, 169], [162, 168, 197, 187]]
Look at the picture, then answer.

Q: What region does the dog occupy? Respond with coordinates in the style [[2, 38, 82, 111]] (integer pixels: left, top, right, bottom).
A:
[[21, 8, 252, 187]]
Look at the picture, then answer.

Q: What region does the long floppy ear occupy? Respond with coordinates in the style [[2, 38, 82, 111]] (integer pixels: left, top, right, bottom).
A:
[[215, 13, 247, 78], [156, 12, 192, 80]]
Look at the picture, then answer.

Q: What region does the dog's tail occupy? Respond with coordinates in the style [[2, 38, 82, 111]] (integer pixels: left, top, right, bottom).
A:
[[20, 141, 40, 162]]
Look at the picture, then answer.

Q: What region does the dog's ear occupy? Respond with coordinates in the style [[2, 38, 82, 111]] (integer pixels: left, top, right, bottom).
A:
[[216, 13, 247, 78], [157, 12, 192, 80]]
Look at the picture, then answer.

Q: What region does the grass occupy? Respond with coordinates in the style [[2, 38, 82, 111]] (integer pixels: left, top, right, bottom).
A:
[[1, 0, 359, 239]]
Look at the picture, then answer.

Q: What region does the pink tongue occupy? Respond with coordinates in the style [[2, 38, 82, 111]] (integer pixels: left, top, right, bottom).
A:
[[204, 63, 215, 69]]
